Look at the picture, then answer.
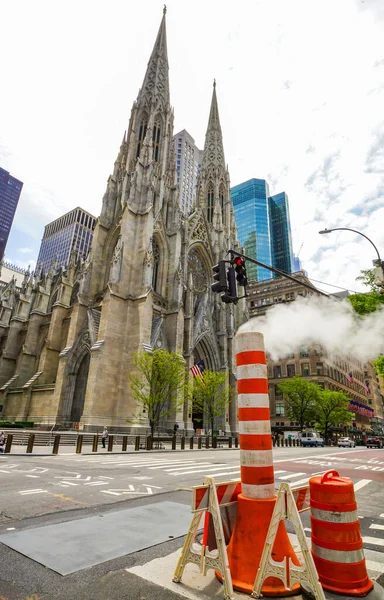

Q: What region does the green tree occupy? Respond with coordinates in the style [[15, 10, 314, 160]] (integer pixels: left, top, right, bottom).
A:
[[355, 268, 380, 293], [313, 389, 353, 442], [130, 350, 185, 437], [348, 292, 384, 315], [277, 376, 320, 431], [373, 356, 384, 377], [192, 370, 231, 435]]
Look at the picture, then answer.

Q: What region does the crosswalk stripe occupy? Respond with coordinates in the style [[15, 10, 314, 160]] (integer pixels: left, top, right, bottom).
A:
[[170, 466, 241, 476], [362, 536, 384, 547], [274, 470, 288, 475], [164, 463, 226, 472], [369, 524, 384, 531], [290, 477, 310, 487], [279, 472, 306, 480], [354, 479, 372, 492]]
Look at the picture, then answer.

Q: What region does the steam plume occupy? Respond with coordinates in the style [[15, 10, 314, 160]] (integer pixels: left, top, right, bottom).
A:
[[238, 296, 384, 362]]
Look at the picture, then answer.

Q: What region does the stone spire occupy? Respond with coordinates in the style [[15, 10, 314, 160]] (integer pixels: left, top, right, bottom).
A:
[[137, 7, 169, 111], [201, 80, 226, 177]]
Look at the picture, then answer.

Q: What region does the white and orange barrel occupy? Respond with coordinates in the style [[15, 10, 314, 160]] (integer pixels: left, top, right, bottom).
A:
[[309, 470, 373, 597]]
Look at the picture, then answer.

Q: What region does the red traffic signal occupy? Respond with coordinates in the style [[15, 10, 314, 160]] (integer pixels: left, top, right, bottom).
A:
[[233, 256, 248, 286]]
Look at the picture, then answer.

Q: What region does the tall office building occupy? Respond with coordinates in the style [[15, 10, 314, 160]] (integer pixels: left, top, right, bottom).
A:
[[231, 178, 272, 281], [268, 192, 294, 274], [293, 255, 302, 272], [231, 178, 295, 281], [173, 130, 203, 215], [0, 167, 23, 260], [37, 207, 96, 273]]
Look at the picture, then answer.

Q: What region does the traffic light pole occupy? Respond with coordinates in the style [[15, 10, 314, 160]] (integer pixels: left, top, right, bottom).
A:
[[228, 249, 329, 298]]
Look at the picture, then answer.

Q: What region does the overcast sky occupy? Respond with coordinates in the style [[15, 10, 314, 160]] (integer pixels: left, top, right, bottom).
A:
[[1, 0, 383, 293]]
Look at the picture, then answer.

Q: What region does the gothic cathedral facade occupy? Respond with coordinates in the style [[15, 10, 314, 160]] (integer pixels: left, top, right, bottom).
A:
[[0, 9, 245, 433]]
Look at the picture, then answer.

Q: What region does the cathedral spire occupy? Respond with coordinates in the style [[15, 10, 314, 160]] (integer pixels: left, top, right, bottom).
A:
[[138, 8, 169, 110], [201, 80, 226, 175]]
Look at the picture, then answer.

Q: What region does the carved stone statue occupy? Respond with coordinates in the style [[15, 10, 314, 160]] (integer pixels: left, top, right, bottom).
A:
[[109, 236, 123, 284]]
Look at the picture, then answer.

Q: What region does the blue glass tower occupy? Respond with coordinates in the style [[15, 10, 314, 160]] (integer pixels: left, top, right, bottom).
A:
[[0, 167, 23, 261], [268, 192, 294, 274], [231, 178, 272, 281]]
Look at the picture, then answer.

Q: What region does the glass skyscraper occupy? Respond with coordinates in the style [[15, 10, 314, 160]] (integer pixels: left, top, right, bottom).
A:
[[0, 167, 23, 260], [268, 192, 294, 274], [231, 179, 294, 282], [37, 207, 96, 273], [231, 178, 272, 281]]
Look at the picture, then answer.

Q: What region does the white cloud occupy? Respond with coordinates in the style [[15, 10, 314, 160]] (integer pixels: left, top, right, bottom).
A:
[[0, 0, 383, 292], [18, 248, 33, 254]]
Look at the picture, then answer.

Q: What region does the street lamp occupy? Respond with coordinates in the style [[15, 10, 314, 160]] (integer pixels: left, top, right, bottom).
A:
[[319, 227, 384, 287]]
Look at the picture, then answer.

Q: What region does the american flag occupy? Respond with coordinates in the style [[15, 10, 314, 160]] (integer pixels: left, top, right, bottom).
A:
[[364, 381, 370, 394], [346, 372, 354, 384], [190, 360, 205, 380]]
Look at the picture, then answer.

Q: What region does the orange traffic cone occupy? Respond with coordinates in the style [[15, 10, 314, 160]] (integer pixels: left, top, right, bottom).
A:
[[310, 470, 373, 596], [220, 331, 300, 596]]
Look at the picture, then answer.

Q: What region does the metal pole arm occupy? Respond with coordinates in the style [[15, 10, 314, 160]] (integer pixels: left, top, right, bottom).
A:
[[228, 250, 328, 297]]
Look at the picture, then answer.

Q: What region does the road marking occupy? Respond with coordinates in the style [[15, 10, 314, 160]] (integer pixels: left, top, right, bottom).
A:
[[19, 489, 47, 495], [150, 462, 208, 470], [380, 513, 384, 518], [164, 463, 225, 472], [209, 470, 241, 479], [369, 524, 384, 531], [290, 477, 311, 487], [363, 536, 384, 547], [57, 481, 78, 486], [279, 472, 306, 480], [274, 470, 288, 475], [26, 475, 40, 478], [169, 466, 241, 476], [354, 479, 372, 491], [133, 476, 153, 480]]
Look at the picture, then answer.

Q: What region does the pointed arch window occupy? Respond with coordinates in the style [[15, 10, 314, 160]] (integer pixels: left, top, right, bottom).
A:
[[136, 117, 148, 158], [219, 185, 225, 223], [152, 238, 160, 292], [153, 121, 161, 162], [207, 185, 214, 223]]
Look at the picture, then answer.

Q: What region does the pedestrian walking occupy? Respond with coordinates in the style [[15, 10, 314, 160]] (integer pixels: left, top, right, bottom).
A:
[[102, 426, 109, 448], [0, 431, 5, 453], [173, 423, 179, 435]]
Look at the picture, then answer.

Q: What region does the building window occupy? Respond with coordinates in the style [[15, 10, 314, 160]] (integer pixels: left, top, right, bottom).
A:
[[153, 121, 161, 162], [152, 238, 160, 292], [287, 364, 295, 377], [219, 185, 225, 223], [316, 362, 323, 376], [300, 348, 309, 358], [207, 185, 214, 222], [273, 365, 282, 378], [301, 363, 310, 377], [136, 117, 148, 158], [276, 403, 285, 416]]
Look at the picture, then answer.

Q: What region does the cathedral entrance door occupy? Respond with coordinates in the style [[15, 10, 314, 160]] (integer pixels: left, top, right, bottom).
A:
[[192, 402, 204, 433], [70, 353, 90, 423]]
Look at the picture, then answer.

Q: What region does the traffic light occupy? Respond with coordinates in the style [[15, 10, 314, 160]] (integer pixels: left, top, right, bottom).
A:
[[221, 267, 238, 304], [233, 256, 248, 286], [211, 260, 227, 294]]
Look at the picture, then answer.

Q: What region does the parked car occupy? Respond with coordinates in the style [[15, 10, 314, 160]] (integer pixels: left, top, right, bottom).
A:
[[337, 437, 356, 448], [300, 432, 324, 447], [365, 437, 383, 449]]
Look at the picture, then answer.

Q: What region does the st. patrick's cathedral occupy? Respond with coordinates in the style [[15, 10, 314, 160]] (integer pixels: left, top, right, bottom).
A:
[[0, 9, 246, 433]]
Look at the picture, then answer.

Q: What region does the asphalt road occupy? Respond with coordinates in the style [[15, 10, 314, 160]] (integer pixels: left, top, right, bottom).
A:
[[1, 446, 384, 600]]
